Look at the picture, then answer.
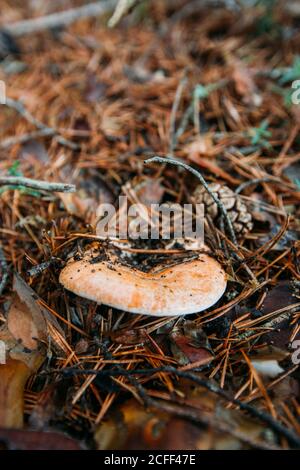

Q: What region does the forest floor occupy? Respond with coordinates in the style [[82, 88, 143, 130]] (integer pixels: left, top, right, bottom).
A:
[[0, 0, 300, 450]]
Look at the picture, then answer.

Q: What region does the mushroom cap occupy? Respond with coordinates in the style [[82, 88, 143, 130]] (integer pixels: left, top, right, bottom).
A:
[[59, 251, 227, 316]]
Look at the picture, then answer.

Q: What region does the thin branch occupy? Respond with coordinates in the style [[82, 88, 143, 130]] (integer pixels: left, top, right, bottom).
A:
[[0, 244, 8, 296], [144, 155, 238, 244], [5, 98, 78, 150], [217, 228, 258, 283], [169, 73, 188, 155], [3, 0, 239, 39], [0, 176, 76, 193], [108, 0, 137, 28], [235, 176, 289, 194], [175, 101, 194, 141], [27, 258, 61, 277], [0, 129, 54, 149], [3, 1, 118, 37], [235, 301, 300, 342], [57, 365, 300, 448], [91, 342, 280, 450]]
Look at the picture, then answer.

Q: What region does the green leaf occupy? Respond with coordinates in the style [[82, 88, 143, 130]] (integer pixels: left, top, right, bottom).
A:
[[278, 56, 300, 85], [8, 160, 22, 176], [271, 85, 294, 109], [249, 119, 272, 148], [194, 82, 222, 100], [0, 185, 41, 197]]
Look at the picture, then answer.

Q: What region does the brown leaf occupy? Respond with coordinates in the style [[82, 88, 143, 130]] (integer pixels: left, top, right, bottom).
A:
[[262, 281, 296, 315], [231, 59, 262, 107], [59, 169, 115, 225], [0, 360, 30, 429], [95, 389, 275, 450], [85, 73, 107, 102], [259, 281, 298, 350], [0, 274, 55, 429], [184, 135, 215, 158], [19, 139, 49, 168], [0, 428, 82, 450], [8, 293, 41, 350], [111, 327, 149, 345], [13, 273, 61, 335], [136, 178, 165, 206], [95, 399, 202, 450], [170, 321, 214, 366]]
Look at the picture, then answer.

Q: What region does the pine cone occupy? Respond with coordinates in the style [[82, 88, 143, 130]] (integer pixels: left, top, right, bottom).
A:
[[193, 183, 253, 236]]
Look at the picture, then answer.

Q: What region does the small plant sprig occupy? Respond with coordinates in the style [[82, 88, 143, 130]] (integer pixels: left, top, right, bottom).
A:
[[175, 80, 228, 144], [8, 160, 22, 177], [254, 0, 281, 36], [0, 161, 41, 197], [248, 119, 272, 149], [0, 161, 76, 196], [278, 56, 300, 85], [271, 85, 294, 109]]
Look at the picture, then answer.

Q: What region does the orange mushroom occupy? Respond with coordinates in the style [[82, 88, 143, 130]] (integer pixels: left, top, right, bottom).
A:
[[59, 249, 227, 316]]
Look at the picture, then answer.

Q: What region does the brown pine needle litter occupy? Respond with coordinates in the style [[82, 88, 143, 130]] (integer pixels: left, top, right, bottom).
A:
[[0, 0, 300, 451]]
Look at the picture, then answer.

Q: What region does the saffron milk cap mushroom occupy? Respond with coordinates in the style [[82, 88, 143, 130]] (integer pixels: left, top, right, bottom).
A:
[[59, 249, 227, 316]]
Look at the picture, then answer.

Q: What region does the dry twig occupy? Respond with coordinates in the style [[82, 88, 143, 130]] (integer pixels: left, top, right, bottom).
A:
[[0, 176, 76, 193], [145, 155, 237, 244], [4, 98, 78, 149], [58, 365, 300, 448], [3, 1, 118, 37]]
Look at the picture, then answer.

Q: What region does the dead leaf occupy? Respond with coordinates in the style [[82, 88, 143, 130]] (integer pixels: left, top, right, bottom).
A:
[[170, 321, 214, 366], [19, 139, 49, 168], [184, 135, 215, 158], [85, 73, 107, 102], [0, 428, 82, 450], [0, 274, 59, 428], [111, 327, 149, 345], [135, 178, 165, 206], [59, 169, 115, 224], [95, 386, 276, 450], [95, 399, 205, 450], [0, 360, 30, 429], [257, 281, 298, 349], [231, 59, 262, 107], [13, 273, 60, 334]]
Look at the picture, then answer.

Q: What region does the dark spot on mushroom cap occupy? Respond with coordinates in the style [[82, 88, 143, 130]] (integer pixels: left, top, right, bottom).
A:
[[90, 253, 107, 264], [107, 264, 117, 271]]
